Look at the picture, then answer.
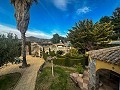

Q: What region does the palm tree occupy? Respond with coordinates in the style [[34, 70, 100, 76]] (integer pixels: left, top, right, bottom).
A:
[[11, 0, 37, 67]]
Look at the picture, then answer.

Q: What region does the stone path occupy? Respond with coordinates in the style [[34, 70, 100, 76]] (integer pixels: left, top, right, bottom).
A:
[[0, 55, 45, 90]]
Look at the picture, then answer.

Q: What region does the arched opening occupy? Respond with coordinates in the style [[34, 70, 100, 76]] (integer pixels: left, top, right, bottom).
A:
[[96, 69, 120, 90]]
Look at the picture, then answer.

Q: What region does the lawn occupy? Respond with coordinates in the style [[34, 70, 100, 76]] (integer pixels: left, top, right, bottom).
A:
[[0, 72, 21, 90], [35, 65, 80, 90]]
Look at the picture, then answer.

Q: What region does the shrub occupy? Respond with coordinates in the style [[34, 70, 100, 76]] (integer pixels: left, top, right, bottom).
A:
[[75, 63, 84, 74], [56, 50, 64, 56], [64, 56, 70, 67], [49, 51, 56, 57], [43, 52, 49, 60], [53, 57, 85, 67]]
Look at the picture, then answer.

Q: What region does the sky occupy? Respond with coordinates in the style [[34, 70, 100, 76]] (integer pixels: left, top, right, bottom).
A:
[[0, 0, 120, 39]]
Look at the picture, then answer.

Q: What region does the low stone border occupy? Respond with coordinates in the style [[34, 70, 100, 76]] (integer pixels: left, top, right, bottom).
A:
[[38, 62, 46, 73]]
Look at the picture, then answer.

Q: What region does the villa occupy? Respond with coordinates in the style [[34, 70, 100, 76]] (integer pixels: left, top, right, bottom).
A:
[[29, 41, 72, 57]]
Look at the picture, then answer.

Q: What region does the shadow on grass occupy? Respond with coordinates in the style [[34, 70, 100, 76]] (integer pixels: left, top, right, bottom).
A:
[[0, 72, 21, 90]]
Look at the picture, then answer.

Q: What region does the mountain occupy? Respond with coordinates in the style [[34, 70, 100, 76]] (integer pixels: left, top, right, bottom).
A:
[[26, 36, 50, 42]]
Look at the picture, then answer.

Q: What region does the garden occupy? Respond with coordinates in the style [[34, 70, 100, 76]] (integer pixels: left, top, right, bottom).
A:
[[35, 49, 87, 90], [35, 64, 80, 90]]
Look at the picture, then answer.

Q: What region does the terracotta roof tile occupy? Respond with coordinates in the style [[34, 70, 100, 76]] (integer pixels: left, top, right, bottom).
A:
[[88, 46, 120, 65]]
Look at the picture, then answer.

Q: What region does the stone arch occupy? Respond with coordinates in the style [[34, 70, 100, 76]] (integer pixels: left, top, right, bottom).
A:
[[96, 68, 120, 90]]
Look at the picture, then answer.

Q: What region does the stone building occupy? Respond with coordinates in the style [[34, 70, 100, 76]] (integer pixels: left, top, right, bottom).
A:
[[31, 42, 42, 57], [88, 46, 120, 90], [41, 41, 72, 55], [30, 41, 72, 57]]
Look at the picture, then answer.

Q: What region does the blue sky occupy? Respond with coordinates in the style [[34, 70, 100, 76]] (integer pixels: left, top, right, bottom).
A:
[[0, 0, 120, 38]]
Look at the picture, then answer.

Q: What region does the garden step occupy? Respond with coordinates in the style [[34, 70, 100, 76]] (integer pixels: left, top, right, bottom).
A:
[[70, 70, 89, 90]]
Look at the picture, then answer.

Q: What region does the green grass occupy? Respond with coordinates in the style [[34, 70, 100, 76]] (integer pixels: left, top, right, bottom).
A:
[[0, 72, 21, 90], [35, 66, 80, 90]]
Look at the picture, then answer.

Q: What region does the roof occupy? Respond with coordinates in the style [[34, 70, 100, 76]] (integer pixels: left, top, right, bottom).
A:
[[88, 46, 120, 65], [55, 43, 65, 46]]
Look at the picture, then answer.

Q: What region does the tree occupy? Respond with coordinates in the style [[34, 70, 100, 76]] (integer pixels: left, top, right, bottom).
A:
[[51, 34, 60, 44], [51, 33, 67, 44], [67, 19, 113, 52], [111, 7, 120, 38], [99, 16, 111, 23], [11, 0, 37, 67], [0, 33, 20, 67]]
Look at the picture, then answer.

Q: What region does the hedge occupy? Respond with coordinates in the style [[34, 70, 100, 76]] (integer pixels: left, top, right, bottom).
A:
[[53, 56, 85, 67]]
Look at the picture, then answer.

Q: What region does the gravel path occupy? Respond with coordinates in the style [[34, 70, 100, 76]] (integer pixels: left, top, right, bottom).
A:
[[0, 55, 45, 90]]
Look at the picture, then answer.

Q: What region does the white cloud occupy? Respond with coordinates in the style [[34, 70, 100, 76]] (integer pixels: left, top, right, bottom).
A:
[[76, 6, 91, 15], [0, 24, 52, 39], [52, 0, 68, 11]]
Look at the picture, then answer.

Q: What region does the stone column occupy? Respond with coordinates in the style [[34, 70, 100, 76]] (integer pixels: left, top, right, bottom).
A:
[[88, 58, 96, 90]]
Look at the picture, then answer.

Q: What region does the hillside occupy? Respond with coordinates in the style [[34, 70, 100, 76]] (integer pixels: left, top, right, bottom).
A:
[[26, 36, 50, 42]]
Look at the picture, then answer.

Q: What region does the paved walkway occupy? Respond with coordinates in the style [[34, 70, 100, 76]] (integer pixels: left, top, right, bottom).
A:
[[0, 55, 45, 90]]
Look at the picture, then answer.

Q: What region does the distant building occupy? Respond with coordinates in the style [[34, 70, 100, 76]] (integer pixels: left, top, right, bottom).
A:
[[31, 42, 41, 57], [30, 40, 72, 57]]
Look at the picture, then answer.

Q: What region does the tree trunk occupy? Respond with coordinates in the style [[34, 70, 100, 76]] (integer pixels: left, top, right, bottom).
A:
[[21, 32, 27, 67]]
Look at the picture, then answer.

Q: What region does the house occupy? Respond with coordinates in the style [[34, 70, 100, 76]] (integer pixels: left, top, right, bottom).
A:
[[88, 46, 120, 90], [42, 40, 72, 54], [31, 42, 42, 57], [30, 41, 73, 57]]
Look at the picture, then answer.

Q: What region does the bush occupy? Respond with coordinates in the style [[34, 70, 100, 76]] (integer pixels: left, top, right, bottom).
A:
[[43, 52, 49, 60], [53, 56, 85, 67], [75, 63, 84, 74], [49, 51, 56, 57], [65, 52, 84, 59], [56, 50, 64, 56]]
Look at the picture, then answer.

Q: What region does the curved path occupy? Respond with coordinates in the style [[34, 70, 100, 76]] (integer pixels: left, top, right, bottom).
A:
[[0, 55, 45, 90]]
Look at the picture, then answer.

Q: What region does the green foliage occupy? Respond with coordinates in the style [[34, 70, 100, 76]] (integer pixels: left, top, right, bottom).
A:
[[66, 49, 80, 58], [0, 72, 21, 90], [50, 67, 68, 90], [65, 49, 84, 59], [99, 16, 111, 23], [64, 56, 70, 67], [99, 7, 120, 40], [49, 51, 56, 57], [43, 52, 49, 60], [11, 0, 38, 5], [35, 67, 79, 90], [56, 50, 64, 56], [53, 57, 85, 67], [0, 33, 21, 67], [75, 63, 84, 74], [111, 7, 120, 34], [51, 33, 67, 44], [67, 19, 113, 51]]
